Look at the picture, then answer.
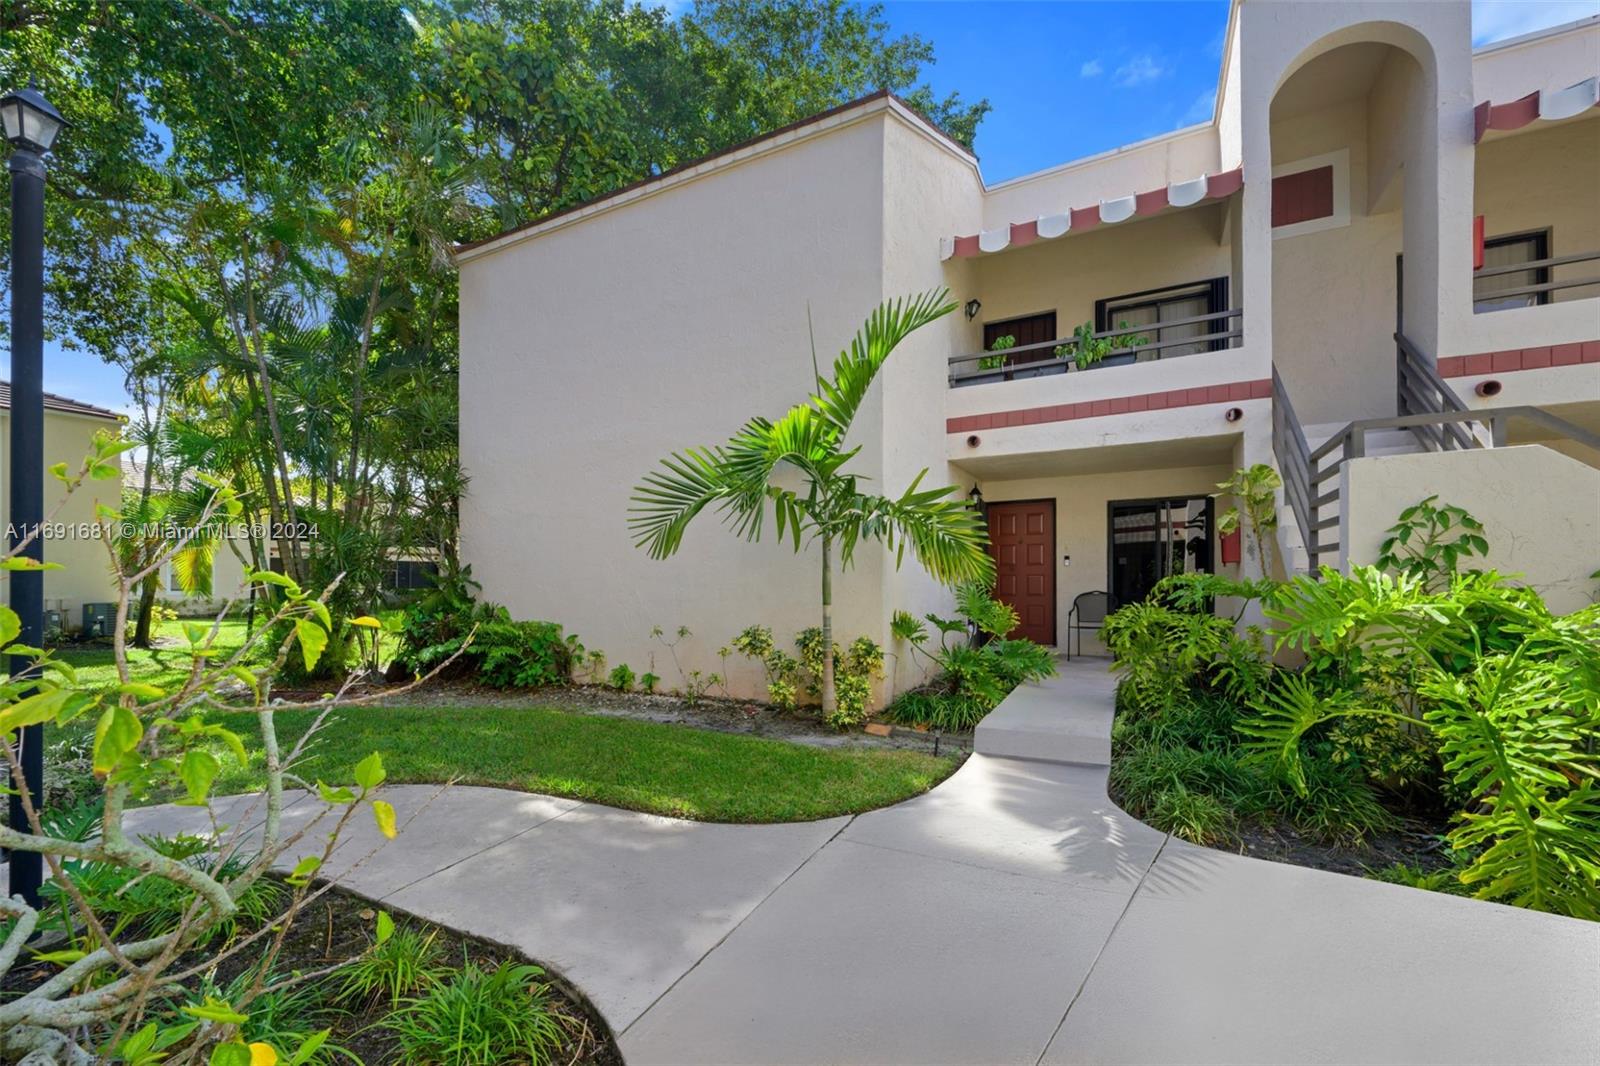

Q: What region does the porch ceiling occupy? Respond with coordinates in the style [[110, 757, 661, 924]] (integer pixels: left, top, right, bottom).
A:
[[954, 433, 1238, 482]]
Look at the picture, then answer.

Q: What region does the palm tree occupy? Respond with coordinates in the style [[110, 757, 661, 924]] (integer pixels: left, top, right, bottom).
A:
[[630, 290, 994, 714]]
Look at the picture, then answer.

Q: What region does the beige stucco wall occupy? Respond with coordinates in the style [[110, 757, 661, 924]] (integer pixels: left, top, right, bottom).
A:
[[979, 126, 1220, 233], [0, 411, 124, 626], [1269, 91, 1403, 425], [1341, 444, 1600, 614], [461, 112, 902, 699]]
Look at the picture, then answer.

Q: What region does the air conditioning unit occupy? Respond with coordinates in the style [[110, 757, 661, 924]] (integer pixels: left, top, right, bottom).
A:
[[82, 603, 116, 639]]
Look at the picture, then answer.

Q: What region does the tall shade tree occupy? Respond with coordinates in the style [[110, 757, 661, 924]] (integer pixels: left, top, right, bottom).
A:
[[631, 291, 993, 713]]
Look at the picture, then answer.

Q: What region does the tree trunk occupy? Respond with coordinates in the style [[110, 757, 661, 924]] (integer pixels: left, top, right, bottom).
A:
[[132, 576, 159, 647], [820, 535, 836, 714]]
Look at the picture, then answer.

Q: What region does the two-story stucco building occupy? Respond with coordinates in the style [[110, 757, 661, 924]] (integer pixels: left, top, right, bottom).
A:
[[457, 0, 1600, 701]]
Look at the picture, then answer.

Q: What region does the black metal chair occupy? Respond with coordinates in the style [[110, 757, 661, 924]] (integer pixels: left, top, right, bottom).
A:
[[1067, 591, 1110, 659]]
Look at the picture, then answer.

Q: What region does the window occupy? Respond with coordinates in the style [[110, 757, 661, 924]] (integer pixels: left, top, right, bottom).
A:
[[1107, 497, 1213, 610], [385, 560, 438, 592], [1473, 231, 1550, 313], [1096, 278, 1228, 361]]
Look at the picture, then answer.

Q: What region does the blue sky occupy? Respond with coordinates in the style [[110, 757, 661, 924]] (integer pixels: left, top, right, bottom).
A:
[[18, 0, 1600, 413]]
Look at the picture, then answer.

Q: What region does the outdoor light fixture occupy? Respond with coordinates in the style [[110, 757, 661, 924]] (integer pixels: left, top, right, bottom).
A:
[[964, 298, 981, 321], [0, 83, 67, 154], [968, 485, 984, 509], [4, 79, 65, 909]]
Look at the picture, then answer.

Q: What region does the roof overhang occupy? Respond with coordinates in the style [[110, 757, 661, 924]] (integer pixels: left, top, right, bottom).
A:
[[1474, 76, 1600, 142], [940, 167, 1242, 260]]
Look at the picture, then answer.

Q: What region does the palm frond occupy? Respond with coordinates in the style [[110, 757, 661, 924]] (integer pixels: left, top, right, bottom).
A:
[[627, 446, 740, 559], [811, 289, 956, 434], [848, 473, 993, 586]]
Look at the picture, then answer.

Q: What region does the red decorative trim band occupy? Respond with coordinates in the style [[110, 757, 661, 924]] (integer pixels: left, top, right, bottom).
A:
[[947, 378, 1269, 434], [1439, 341, 1600, 377]]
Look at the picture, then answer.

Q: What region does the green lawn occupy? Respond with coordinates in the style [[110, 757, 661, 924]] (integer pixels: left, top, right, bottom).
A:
[[211, 704, 961, 823], [53, 618, 260, 692], [45, 620, 960, 822]]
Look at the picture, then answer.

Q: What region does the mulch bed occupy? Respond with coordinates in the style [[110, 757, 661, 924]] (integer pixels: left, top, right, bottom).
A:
[[2, 884, 623, 1066], [1225, 815, 1454, 879]]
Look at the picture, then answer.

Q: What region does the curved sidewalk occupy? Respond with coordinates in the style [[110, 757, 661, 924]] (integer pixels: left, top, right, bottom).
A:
[[125, 660, 1597, 1064]]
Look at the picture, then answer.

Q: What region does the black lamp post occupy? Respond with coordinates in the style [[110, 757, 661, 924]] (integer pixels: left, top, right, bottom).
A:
[[3, 82, 66, 909]]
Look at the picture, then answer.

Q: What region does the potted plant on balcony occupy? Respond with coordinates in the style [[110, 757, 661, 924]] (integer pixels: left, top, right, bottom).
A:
[[1054, 320, 1148, 371], [977, 333, 1016, 372]]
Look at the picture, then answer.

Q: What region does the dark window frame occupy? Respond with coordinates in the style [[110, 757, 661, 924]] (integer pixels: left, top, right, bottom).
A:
[[1474, 228, 1551, 311], [981, 310, 1058, 379], [1105, 495, 1215, 612], [1095, 277, 1230, 354]]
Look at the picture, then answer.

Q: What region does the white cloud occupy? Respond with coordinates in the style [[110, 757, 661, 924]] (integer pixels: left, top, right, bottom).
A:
[[1114, 54, 1168, 88], [1178, 88, 1217, 128], [1080, 59, 1104, 78], [1471, 0, 1600, 46]]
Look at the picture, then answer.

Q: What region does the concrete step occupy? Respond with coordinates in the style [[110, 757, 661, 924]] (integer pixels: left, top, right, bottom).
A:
[[974, 659, 1117, 766]]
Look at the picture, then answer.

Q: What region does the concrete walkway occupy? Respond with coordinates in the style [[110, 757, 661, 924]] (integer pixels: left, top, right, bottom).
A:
[[121, 660, 1596, 1064]]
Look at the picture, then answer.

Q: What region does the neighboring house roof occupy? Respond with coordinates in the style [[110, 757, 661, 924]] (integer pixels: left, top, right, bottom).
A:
[[455, 89, 976, 260], [0, 381, 122, 421]]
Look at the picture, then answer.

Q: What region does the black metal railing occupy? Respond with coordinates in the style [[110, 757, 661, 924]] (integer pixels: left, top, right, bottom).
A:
[[948, 307, 1242, 387], [1474, 249, 1600, 306]]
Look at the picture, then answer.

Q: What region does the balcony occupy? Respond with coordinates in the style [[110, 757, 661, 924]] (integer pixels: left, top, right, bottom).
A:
[[948, 307, 1243, 388]]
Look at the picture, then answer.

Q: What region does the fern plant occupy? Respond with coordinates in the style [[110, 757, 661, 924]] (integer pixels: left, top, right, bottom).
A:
[[1241, 566, 1600, 918]]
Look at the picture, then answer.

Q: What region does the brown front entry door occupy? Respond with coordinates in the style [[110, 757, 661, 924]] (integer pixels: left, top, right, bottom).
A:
[[987, 500, 1056, 645]]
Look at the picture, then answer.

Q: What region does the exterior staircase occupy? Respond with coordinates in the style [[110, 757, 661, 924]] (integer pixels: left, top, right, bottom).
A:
[[1272, 332, 1600, 578]]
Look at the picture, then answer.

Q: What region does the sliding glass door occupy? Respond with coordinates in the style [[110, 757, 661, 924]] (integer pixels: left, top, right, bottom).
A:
[[1107, 496, 1213, 610]]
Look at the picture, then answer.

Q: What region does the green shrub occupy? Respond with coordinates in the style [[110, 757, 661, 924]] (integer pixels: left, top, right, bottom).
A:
[[1150, 784, 1235, 845], [732, 624, 882, 728], [476, 621, 583, 689], [639, 671, 660, 694], [885, 584, 1056, 731], [388, 960, 564, 1066], [335, 925, 446, 1010], [1243, 563, 1600, 917], [606, 663, 636, 691], [394, 565, 503, 677], [1367, 861, 1470, 896]]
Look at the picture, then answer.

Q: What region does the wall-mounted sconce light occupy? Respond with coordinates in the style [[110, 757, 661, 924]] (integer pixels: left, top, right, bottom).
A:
[[1224, 407, 1244, 422], [964, 298, 982, 321], [967, 485, 984, 510], [1475, 379, 1502, 398]]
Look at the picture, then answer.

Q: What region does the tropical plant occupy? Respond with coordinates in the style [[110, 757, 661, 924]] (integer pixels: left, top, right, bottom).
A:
[[607, 663, 637, 691], [631, 291, 994, 716], [733, 624, 883, 727], [387, 960, 565, 1066], [885, 584, 1056, 731], [476, 621, 583, 689], [335, 924, 447, 1010], [1375, 495, 1489, 591], [1241, 565, 1600, 918], [977, 332, 1016, 371], [1053, 319, 1149, 371], [1214, 463, 1286, 581], [0, 436, 452, 1063]]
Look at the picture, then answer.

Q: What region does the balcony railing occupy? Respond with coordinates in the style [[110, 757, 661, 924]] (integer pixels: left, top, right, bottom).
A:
[[1474, 248, 1600, 309], [948, 308, 1243, 387]]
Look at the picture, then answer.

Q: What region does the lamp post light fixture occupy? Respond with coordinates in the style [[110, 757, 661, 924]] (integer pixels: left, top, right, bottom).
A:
[[3, 81, 66, 909]]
